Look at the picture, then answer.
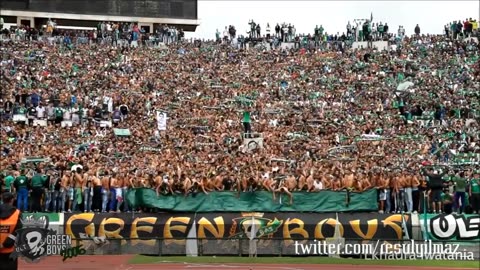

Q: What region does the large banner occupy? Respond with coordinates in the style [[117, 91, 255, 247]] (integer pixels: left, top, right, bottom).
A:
[[126, 189, 379, 213], [420, 213, 480, 241], [63, 212, 411, 255]]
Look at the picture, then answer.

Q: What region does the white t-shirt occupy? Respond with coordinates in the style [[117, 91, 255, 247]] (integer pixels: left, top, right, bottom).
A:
[[46, 106, 54, 118], [313, 180, 323, 191], [63, 109, 71, 120], [71, 164, 83, 172], [81, 108, 88, 118], [36, 106, 46, 118], [108, 99, 113, 113], [71, 107, 79, 115]]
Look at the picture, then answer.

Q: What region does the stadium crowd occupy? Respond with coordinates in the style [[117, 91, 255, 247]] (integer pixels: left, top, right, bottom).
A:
[[0, 20, 479, 216]]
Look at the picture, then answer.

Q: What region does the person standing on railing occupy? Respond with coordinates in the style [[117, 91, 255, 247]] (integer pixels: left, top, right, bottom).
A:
[[423, 167, 447, 213], [72, 167, 84, 212], [109, 173, 120, 213], [13, 170, 28, 212], [112, 27, 119, 47], [414, 24, 421, 36], [30, 168, 46, 213], [469, 171, 480, 214], [43, 170, 57, 212], [83, 171, 93, 213], [452, 171, 467, 214], [101, 171, 110, 213], [242, 110, 252, 139]]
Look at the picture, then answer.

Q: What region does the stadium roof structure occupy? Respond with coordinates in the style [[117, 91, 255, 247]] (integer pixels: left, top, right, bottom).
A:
[[0, 0, 200, 31]]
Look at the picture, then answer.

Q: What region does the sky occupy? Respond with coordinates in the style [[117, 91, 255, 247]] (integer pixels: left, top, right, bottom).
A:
[[186, 1, 480, 39]]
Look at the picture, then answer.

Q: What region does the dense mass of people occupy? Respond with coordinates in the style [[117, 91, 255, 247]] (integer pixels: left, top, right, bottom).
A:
[[0, 20, 479, 216]]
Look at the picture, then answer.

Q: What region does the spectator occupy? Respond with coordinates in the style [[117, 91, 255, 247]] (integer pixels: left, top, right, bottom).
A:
[[469, 171, 480, 214], [414, 24, 420, 35]]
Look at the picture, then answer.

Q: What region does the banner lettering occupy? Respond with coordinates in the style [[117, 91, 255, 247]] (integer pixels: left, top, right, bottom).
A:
[[64, 213, 411, 247]]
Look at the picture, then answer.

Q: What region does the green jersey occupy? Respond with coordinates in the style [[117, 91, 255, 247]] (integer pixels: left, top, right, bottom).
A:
[[3, 175, 15, 191], [441, 192, 452, 202], [15, 175, 28, 188], [242, 111, 251, 123], [31, 174, 45, 188], [470, 178, 480, 193], [18, 107, 27, 114], [55, 108, 64, 118], [452, 177, 467, 192]]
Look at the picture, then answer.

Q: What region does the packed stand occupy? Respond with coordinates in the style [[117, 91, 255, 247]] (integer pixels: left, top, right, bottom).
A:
[[0, 19, 479, 215]]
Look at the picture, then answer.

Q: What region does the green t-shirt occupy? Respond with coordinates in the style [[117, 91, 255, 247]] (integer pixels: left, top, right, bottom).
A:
[[15, 175, 28, 188], [55, 108, 64, 118], [452, 177, 467, 192], [18, 107, 27, 114], [3, 175, 15, 191], [442, 192, 452, 202], [242, 111, 251, 123], [31, 174, 45, 188], [471, 178, 480, 194]]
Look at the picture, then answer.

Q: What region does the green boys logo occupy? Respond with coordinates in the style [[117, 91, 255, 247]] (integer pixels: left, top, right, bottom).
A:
[[229, 213, 283, 239]]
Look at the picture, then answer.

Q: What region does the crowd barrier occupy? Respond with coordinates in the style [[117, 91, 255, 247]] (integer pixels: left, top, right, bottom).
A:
[[125, 189, 378, 212]]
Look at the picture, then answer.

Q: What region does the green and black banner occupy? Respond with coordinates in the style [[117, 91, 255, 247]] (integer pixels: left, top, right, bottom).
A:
[[126, 188, 379, 213], [64, 212, 411, 244], [420, 213, 480, 241]]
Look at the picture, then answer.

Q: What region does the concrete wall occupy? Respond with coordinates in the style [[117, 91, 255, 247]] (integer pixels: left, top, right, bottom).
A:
[[352, 41, 389, 50]]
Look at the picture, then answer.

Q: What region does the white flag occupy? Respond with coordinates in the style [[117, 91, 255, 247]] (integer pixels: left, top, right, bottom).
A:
[[186, 220, 198, 257], [157, 111, 167, 131], [249, 216, 256, 240]]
